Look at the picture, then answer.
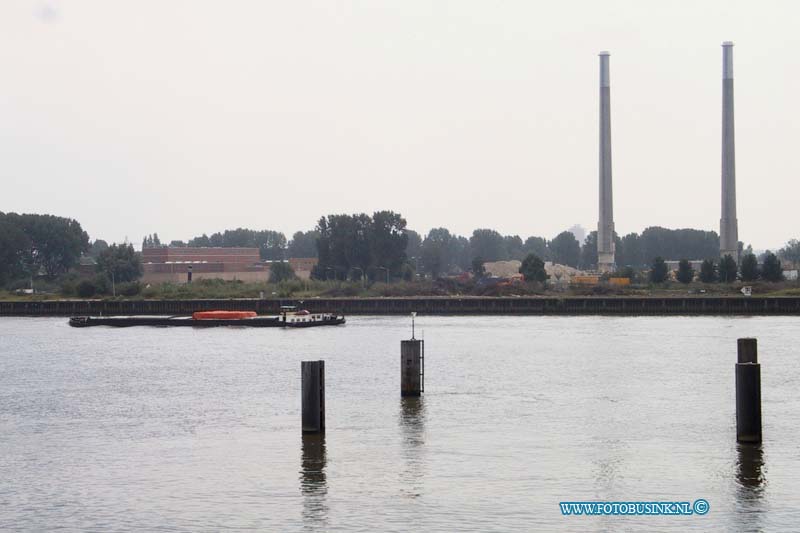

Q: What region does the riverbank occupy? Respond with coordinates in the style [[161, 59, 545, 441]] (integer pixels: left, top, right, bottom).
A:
[[5, 277, 800, 302], [2, 295, 800, 316]]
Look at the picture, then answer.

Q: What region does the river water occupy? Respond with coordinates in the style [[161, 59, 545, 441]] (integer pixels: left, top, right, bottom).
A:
[[1, 315, 799, 531]]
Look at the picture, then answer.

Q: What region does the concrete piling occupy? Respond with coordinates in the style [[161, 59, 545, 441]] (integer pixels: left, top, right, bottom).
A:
[[302, 360, 325, 434], [736, 338, 761, 443], [401, 340, 424, 397], [737, 338, 757, 364]]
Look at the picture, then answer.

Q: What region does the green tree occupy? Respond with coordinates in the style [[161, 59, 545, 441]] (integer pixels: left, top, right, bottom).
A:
[[269, 261, 297, 283], [650, 257, 669, 283], [761, 252, 784, 282], [699, 259, 717, 283], [522, 236, 549, 261], [719, 254, 738, 283], [615, 266, 637, 281], [504, 235, 525, 260], [469, 229, 507, 262], [142, 233, 161, 248], [619, 232, 644, 267], [189, 228, 287, 259], [400, 262, 416, 281], [676, 259, 694, 284], [739, 253, 759, 282], [89, 239, 109, 258], [405, 230, 422, 260], [519, 254, 549, 282], [548, 231, 581, 268], [0, 220, 29, 286], [255, 230, 288, 260], [420, 228, 452, 278], [314, 213, 375, 280], [639, 227, 719, 261], [96, 243, 142, 283], [287, 230, 319, 258], [188, 233, 211, 247], [779, 239, 800, 265], [451, 235, 472, 271], [471, 257, 486, 279], [4, 213, 89, 277], [419, 228, 472, 278], [370, 210, 409, 275], [76, 279, 97, 298], [580, 231, 598, 269]]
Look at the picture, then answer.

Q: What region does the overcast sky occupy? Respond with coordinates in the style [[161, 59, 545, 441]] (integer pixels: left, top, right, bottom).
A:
[[1, 1, 798, 249]]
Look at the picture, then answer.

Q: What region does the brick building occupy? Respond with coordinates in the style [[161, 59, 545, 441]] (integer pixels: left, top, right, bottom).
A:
[[140, 247, 318, 284], [287, 257, 318, 280], [141, 247, 268, 284]]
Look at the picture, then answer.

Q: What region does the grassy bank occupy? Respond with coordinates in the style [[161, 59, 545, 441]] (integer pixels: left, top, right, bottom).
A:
[[3, 276, 798, 302]]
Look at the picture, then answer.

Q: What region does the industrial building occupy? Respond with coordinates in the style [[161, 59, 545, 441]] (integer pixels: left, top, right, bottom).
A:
[[141, 247, 267, 284], [141, 247, 317, 284]]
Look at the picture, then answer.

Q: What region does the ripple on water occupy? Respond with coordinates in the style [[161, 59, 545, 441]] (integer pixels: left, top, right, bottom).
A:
[[1, 315, 799, 531]]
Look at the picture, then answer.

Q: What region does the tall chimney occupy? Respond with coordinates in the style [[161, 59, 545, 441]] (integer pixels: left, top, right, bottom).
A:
[[720, 41, 739, 261], [597, 51, 615, 271]]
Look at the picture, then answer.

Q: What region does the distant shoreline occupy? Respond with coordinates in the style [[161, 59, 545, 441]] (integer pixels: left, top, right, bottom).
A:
[[1, 296, 799, 317]]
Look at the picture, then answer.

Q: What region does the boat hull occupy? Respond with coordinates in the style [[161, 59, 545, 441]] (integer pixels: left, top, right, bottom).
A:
[[68, 315, 345, 328]]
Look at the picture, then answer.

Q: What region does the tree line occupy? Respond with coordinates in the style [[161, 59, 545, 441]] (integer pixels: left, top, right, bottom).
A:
[[0, 212, 89, 285], [314, 211, 411, 280], [3, 208, 799, 291], [647, 252, 785, 284], [581, 227, 721, 268], [144, 229, 319, 260], [140, 224, 725, 272], [136, 222, 730, 275]]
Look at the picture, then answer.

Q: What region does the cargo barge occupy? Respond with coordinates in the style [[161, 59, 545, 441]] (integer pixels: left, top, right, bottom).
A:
[[69, 307, 345, 328]]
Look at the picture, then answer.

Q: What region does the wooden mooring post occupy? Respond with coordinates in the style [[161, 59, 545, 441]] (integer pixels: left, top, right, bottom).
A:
[[401, 312, 424, 397], [302, 361, 325, 434], [736, 338, 762, 443], [401, 340, 424, 397]]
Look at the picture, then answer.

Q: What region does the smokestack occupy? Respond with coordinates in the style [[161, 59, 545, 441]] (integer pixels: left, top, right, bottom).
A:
[[720, 41, 739, 261], [597, 51, 615, 271]]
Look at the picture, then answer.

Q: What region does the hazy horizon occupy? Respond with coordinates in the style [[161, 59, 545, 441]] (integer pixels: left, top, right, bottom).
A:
[[2, 1, 799, 250]]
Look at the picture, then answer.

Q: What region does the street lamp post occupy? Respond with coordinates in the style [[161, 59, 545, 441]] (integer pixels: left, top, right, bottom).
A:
[[377, 266, 389, 284], [350, 267, 365, 288]]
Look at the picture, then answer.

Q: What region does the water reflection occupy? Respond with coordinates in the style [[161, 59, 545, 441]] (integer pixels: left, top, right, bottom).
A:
[[734, 442, 766, 530], [399, 397, 426, 497], [590, 437, 627, 499], [736, 442, 765, 492], [300, 434, 328, 527]]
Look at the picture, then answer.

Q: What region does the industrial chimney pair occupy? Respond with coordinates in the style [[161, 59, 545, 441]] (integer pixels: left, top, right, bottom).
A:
[[596, 43, 738, 271]]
